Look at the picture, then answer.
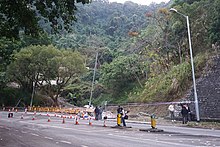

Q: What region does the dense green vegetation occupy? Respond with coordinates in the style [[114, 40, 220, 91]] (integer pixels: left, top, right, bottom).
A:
[[0, 0, 219, 107]]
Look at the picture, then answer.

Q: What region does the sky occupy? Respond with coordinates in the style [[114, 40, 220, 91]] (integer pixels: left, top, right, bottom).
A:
[[108, 0, 170, 5]]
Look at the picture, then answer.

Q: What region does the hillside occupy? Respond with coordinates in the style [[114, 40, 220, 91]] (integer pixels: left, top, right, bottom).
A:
[[188, 55, 220, 120], [1, 0, 220, 123]]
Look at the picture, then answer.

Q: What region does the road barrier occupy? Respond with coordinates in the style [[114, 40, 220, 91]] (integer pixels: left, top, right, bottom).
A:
[[139, 114, 163, 132], [28, 106, 82, 114], [151, 114, 156, 129], [117, 114, 121, 126]]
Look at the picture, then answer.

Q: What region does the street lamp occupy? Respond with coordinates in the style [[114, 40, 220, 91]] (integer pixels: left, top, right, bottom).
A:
[[170, 8, 200, 122], [89, 52, 98, 107]]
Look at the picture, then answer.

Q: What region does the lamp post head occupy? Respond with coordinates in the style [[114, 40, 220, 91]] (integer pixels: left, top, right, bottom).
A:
[[170, 8, 178, 13], [170, 8, 187, 18]]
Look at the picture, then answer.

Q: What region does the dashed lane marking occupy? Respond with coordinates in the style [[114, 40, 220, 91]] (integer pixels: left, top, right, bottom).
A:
[[21, 131, 27, 134], [5, 127, 11, 130], [60, 140, 72, 144], [44, 137, 53, 140], [81, 145, 89, 147], [30, 133, 39, 137], [107, 133, 195, 147], [21, 121, 111, 133]]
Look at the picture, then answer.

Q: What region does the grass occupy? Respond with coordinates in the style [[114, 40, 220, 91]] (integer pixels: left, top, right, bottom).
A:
[[187, 121, 220, 129], [127, 52, 210, 103]]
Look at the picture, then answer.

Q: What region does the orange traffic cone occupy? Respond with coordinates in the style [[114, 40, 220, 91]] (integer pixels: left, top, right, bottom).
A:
[[62, 117, 65, 124], [75, 116, 79, 125], [47, 116, 51, 122], [21, 114, 24, 119], [89, 117, 92, 126], [103, 120, 107, 127]]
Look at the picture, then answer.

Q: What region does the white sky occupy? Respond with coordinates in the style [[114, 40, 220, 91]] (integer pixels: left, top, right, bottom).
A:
[[108, 0, 170, 5]]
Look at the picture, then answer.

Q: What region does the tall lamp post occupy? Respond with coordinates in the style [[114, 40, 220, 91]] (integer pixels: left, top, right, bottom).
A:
[[89, 52, 98, 107], [170, 8, 200, 122]]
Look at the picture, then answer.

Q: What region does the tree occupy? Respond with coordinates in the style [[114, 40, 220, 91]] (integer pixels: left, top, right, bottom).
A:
[[7, 45, 86, 106], [0, 0, 91, 38], [0, 37, 23, 89], [100, 55, 144, 94], [208, 0, 220, 45]]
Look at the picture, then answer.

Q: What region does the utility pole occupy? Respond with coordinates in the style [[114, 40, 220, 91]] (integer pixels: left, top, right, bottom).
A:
[[30, 80, 35, 107], [89, 52, 98, 107]]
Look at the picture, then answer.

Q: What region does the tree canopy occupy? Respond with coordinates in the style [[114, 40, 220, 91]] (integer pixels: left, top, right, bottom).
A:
[[0, 0, 91, 38], [7, 45, 86, 105]]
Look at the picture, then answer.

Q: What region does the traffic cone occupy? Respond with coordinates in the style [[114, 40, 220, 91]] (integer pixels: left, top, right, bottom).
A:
[[21, 114, 24, 119], [8, 109, 12, 118], [89, 117, 92, 126], [47, 116, 51, 122], [75, 116, 79, 125], [62, 117, 65, 124], [103, 120, 107, 127]]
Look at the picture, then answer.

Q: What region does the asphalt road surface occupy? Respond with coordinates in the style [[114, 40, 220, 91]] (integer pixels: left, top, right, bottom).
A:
[[0, 111, 220, 147]]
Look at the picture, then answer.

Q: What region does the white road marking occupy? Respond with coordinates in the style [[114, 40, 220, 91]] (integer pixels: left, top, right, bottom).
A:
[[5, 127, 11, 130], [15, 130, 19, 132], [107, 133, 195, 147], [21, 131, 27, 134], [28, 128, 38, 131], [60, 140, 72, 144], [81, 145, 88, 147], [30, 133, 39, 137], [21, 121, 106, 133], [44, 136, 53, 140]]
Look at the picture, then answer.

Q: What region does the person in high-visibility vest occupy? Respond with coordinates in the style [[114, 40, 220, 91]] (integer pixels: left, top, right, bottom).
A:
[[117, 106, 127, 127]]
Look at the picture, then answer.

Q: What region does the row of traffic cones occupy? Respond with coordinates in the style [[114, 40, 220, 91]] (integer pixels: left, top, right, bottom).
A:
[[20, 113, 107, 127]]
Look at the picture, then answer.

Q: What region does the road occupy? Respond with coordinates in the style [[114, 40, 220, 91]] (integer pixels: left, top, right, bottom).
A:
[[0, 111, 220, 147]]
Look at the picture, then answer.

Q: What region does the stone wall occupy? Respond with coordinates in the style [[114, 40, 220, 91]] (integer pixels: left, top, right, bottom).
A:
[[188, 55, 220, 120]]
